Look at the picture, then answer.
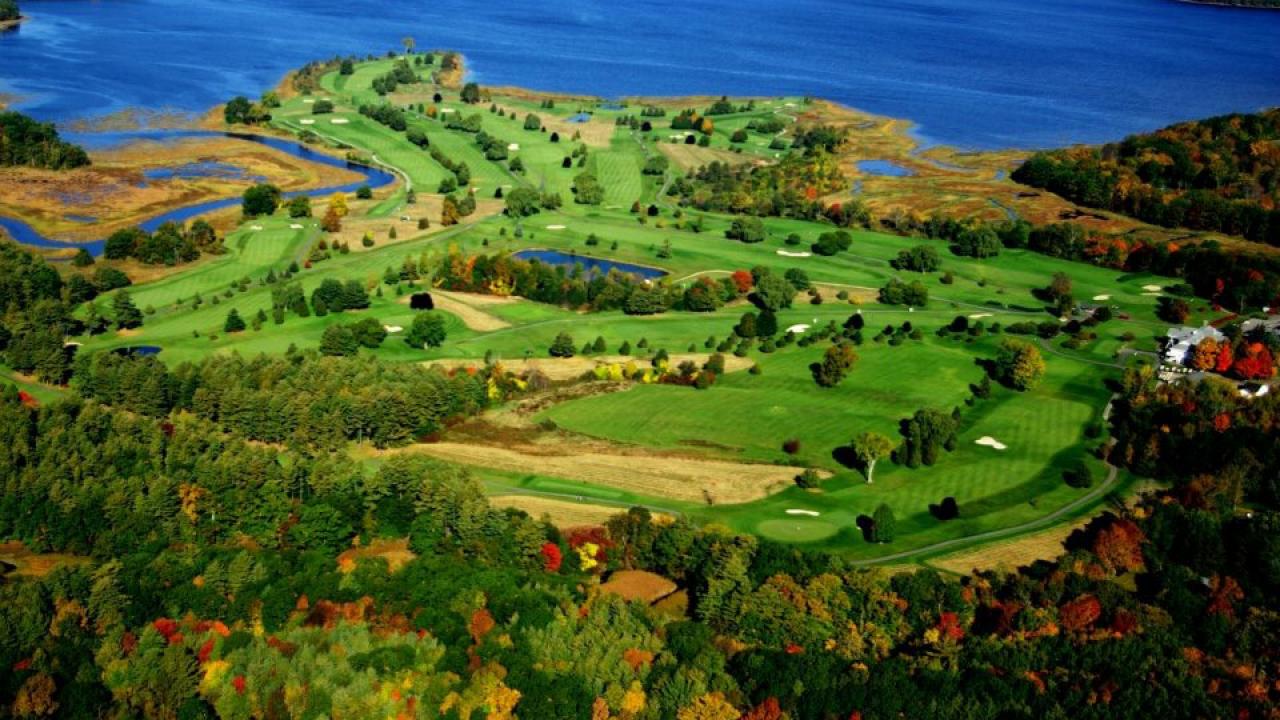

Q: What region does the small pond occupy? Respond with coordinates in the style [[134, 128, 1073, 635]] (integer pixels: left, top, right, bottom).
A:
[[567, 112, 592, 123], [856, 160, 915, 177], [512, 249, 667, 279], [113, 345, 163, 357]]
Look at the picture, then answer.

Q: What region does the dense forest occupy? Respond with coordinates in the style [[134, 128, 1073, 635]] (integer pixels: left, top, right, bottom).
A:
[[3, 360, 1280, 718], [0, 111, 90, 170], [1012, 109, 1280, 246], [0, 0, 18, 23]]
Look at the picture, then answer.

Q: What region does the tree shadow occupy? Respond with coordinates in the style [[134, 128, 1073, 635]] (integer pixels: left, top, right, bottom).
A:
[[855, 514, 875, 543]]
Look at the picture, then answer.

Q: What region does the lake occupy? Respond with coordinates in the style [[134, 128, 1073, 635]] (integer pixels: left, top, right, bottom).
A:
[[0, 0, 1277, 149], [512, 250, 668, 280]]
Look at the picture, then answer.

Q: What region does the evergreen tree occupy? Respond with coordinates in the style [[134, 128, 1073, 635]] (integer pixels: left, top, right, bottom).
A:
[[872, 503, 896, 543], [223, 309, 246, 333], [112, 291, 143, 329]]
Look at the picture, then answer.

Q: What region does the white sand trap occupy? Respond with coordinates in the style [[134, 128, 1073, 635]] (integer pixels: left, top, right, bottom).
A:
[[330, 118, 349, 124], [383, 325, 403, 333], [298, 119, 315, 125], [1142, 284, 1163, 292], [785, 324, 810, 334], [440, 107, 456, 114], [250, 225, 263, 231], [786, 509, 821, 517], [1092, 294, 1111, 301], [968, 313, 993, 319], [289, 224, 304, 229], [975, 436, 1008, 451], [507, 143, 519, 151], [777, 250, 811, 257], [302, 98, 314, 104], [545, 224, 566, 230]]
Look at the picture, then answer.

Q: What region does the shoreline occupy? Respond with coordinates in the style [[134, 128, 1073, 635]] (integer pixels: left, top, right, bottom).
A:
[[0, 15, 26, 31]]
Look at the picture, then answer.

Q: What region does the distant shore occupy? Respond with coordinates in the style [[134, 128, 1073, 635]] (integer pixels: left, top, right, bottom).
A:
[[0, 15, 26, 31]]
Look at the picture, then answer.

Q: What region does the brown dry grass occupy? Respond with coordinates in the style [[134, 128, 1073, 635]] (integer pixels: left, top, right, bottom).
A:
[[426, 353, 753, 382], [0, 136, 363, 241], [657, 142, 755, 172], [417, 290, 512, 331], [925, 521, 1087, 575], [490, 495, 630, 527], [336, 537, 417, 573], [392, 441, 803, 504], [811, 283, 879, 303], [0, 541, 91, 577], [599, 570, 678, 604]]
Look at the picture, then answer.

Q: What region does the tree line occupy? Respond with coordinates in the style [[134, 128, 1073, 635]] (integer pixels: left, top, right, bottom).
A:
[[0, 111, 90, 170], [1012, 108, 1280, 246]]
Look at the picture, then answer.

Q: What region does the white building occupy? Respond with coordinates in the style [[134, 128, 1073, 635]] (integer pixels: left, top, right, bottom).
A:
[[1163, 325, 1225, 366]]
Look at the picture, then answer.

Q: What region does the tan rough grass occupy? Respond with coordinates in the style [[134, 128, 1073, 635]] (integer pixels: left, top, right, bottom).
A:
[[427, 353, 752, 382], [600, 570, 678, 604], [926, 521, 1087, 574], [0, 136, 362, 241], [419, 291, 512, 331], [336, 537, 417, 573], [0, 542, 91, 577], [399, 441, 802, 504], [657, 143, 754, 171], [490, 495, 630, 527]]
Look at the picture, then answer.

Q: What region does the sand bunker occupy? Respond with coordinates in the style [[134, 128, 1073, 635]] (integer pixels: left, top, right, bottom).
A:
[[786, 324, 810, 334], [1142, 284, 1163, 292], [330, 118, 349, 124], [968, 313, 993, 319], [249, 225, 263, 231], [383, 325, 403, 333], [299, 119, 315, 125], [545, 224, 566, 230], [289, 224, 304, 229], [777, 250, 811, 257], [302, 99, 315, 104], [508, 143, 520, 151], [975, 436, 1008, 451], [1092, 294, 1111, 301], [786, 509, 821, 517]]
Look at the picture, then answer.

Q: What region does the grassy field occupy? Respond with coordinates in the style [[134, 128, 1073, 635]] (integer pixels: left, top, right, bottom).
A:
[[38, 56, 1208, 562]]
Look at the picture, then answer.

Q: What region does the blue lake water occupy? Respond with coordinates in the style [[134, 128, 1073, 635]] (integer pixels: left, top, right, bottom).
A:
[[0, 131, 395, 256], [512, 249, 668, 280], [113, 346, 163, 358], [857, 160, 914, 177], [1, 0, 1277, 149], [143, 161, 265, 183]]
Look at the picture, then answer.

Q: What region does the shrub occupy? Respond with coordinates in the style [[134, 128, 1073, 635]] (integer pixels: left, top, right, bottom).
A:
[[795, 469, 821, 489]]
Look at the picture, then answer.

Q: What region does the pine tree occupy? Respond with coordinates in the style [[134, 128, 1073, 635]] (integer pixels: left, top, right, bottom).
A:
[[223, 309, 246, 333], [113, 290, 143, 329], [872, 503, 896, 543]]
